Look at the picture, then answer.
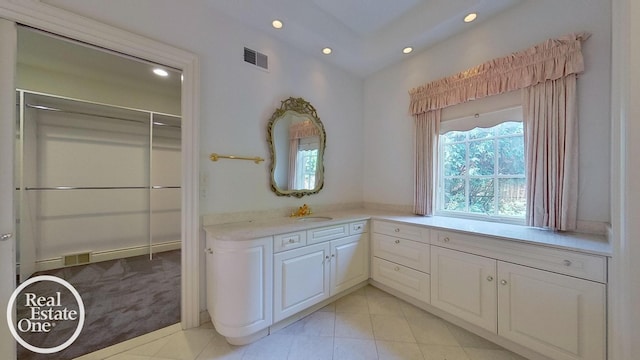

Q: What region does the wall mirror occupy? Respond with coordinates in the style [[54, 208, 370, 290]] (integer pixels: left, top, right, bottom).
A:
[[267, 97, 326, 197]]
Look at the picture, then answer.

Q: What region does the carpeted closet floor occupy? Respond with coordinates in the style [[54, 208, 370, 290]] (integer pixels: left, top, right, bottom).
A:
[[16, 249, 181, 360]]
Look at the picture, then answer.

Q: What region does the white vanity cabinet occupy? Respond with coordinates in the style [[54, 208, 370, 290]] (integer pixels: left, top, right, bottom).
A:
[[430, 231, 607, 360], [273, 222, 369, 322], [430, 246, 498, 332], [205, 219, 369, 344], [274, 242, 331, 322], [205, 236, 273, 344], [371, 220, 431, 303]]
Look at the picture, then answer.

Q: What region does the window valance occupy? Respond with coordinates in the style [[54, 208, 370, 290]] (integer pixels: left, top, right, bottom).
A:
[[408, 33, 590, 115], [289, 120, 319, 139]]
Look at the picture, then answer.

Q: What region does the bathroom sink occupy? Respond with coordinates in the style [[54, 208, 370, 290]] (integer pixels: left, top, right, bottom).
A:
[[295, 216, 333, 222]]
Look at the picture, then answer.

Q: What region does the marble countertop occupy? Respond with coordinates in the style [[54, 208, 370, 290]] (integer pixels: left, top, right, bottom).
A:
[[203, 209, 611, 256]]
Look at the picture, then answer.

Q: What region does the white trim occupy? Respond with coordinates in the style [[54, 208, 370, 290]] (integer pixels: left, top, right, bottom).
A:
[[0, 0, 201, 334], [0, 17, 17, 360]]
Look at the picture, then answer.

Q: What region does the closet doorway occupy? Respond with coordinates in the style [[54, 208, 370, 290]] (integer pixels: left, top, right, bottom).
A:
[[14, 26, 182, 359]]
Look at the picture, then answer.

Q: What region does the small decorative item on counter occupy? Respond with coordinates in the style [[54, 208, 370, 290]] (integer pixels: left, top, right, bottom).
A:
[[290, 204, 312, 217]]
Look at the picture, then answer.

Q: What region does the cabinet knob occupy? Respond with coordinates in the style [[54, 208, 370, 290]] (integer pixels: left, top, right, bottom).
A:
[[288, 239, 295, 243], [394, 266, 400, 271], [394, 228, 400, 232], [204, 248, 213, 254], [331, 254, 335, 258], [487, 276, 494, 282], [563, 259, 572, 266], [443, 237, 450, 243], [394, 239, 400, 244], [500, 280, 508, 286]]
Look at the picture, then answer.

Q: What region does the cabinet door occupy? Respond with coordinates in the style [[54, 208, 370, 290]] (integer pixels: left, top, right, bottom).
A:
[[273, 242, 331, 322], [208, 237, 273, 338], [330, 234, 369, 295], [497, 262, 606, 360], [430, 246, 497, 332]]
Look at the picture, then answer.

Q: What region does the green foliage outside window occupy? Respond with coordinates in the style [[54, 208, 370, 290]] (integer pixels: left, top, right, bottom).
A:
[[440, 122, 526, 219]]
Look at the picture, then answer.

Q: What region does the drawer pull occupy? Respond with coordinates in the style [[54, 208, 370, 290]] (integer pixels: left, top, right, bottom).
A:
[[563, 259, 572, 266], [288, 239, 295, 244], [394, 239, 400, 244], [204, 248, 213, 254], [394, 266, 400, 271], [443, 237, 450, 243], [500, 280, 508, 286], [394, 228, 400, 232], [487, 276, 494, 282]]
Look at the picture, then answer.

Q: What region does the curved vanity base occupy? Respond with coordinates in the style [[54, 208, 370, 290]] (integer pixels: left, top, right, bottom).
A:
[[225, 328, 269, 346]]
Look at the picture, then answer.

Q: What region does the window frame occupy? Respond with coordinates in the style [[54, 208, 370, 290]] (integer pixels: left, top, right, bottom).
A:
[[435, 106, 526, 225]]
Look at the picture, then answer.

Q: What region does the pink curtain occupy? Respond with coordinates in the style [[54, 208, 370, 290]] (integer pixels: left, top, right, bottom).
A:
[[523, 75, 578, 231], [409, 33, 590, 115], [413, 110, 441, 215], [408, 33, 588, 226], [287, 138, 298, 190]]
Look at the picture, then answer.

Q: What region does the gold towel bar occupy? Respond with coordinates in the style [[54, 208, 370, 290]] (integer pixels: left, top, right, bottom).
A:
[[209, 153, 264, 164]]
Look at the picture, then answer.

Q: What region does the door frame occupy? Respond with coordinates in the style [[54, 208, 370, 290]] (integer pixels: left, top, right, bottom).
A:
[[0, 0, 201, 331]]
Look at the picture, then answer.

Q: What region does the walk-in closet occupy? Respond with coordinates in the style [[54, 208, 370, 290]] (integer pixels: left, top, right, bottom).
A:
[[15, 91, 182, 278], [14, 26, 183, 359]]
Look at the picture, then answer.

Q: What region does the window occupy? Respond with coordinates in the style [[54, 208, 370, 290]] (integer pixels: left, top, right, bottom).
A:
[[294, 136, 319, 190], [437, 107, 525, 223], [295, 148, 318, 190]]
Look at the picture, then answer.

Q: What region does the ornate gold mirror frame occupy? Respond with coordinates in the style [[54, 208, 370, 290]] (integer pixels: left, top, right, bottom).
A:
[[267, 97, 326, 197]]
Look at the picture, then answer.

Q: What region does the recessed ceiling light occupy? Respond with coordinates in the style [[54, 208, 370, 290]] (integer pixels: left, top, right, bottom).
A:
[[464, 13, 477, 23], [403, 47, 413, 54], [272, 20, 283, 29], [153, 68, 169, 77], [322, 47, 332, 55]]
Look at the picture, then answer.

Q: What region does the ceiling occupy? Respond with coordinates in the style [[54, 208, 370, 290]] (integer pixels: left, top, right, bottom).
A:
[[16, 1, 524, 84], [205, 0, 524, 77], [17, 27, 182, 96]]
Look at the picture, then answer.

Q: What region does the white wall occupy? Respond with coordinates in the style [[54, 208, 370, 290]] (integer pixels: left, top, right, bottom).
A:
[[363, 0, 611, 225], [45, 0, 365, 216]]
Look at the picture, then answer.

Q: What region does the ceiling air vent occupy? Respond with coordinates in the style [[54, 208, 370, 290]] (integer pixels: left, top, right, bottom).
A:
[[244, 47, 268, 70]]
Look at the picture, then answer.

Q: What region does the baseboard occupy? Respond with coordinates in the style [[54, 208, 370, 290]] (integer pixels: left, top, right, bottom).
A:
[[199, 310, 211, 326], [35, 240, 182, 272]]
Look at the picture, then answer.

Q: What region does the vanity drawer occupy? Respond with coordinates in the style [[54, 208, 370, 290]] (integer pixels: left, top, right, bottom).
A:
[[372, 220, 429, 242], [372, 233, 430, 273], [274, 231, 307, 253], [432, 231, 607, 283], [372, 257, 430, 304], [307, 223, 350, 245], [349, 221, 368, 235]]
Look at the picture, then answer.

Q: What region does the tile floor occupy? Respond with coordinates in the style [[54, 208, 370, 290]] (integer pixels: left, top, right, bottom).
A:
[[82, 285, 528, 360]]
